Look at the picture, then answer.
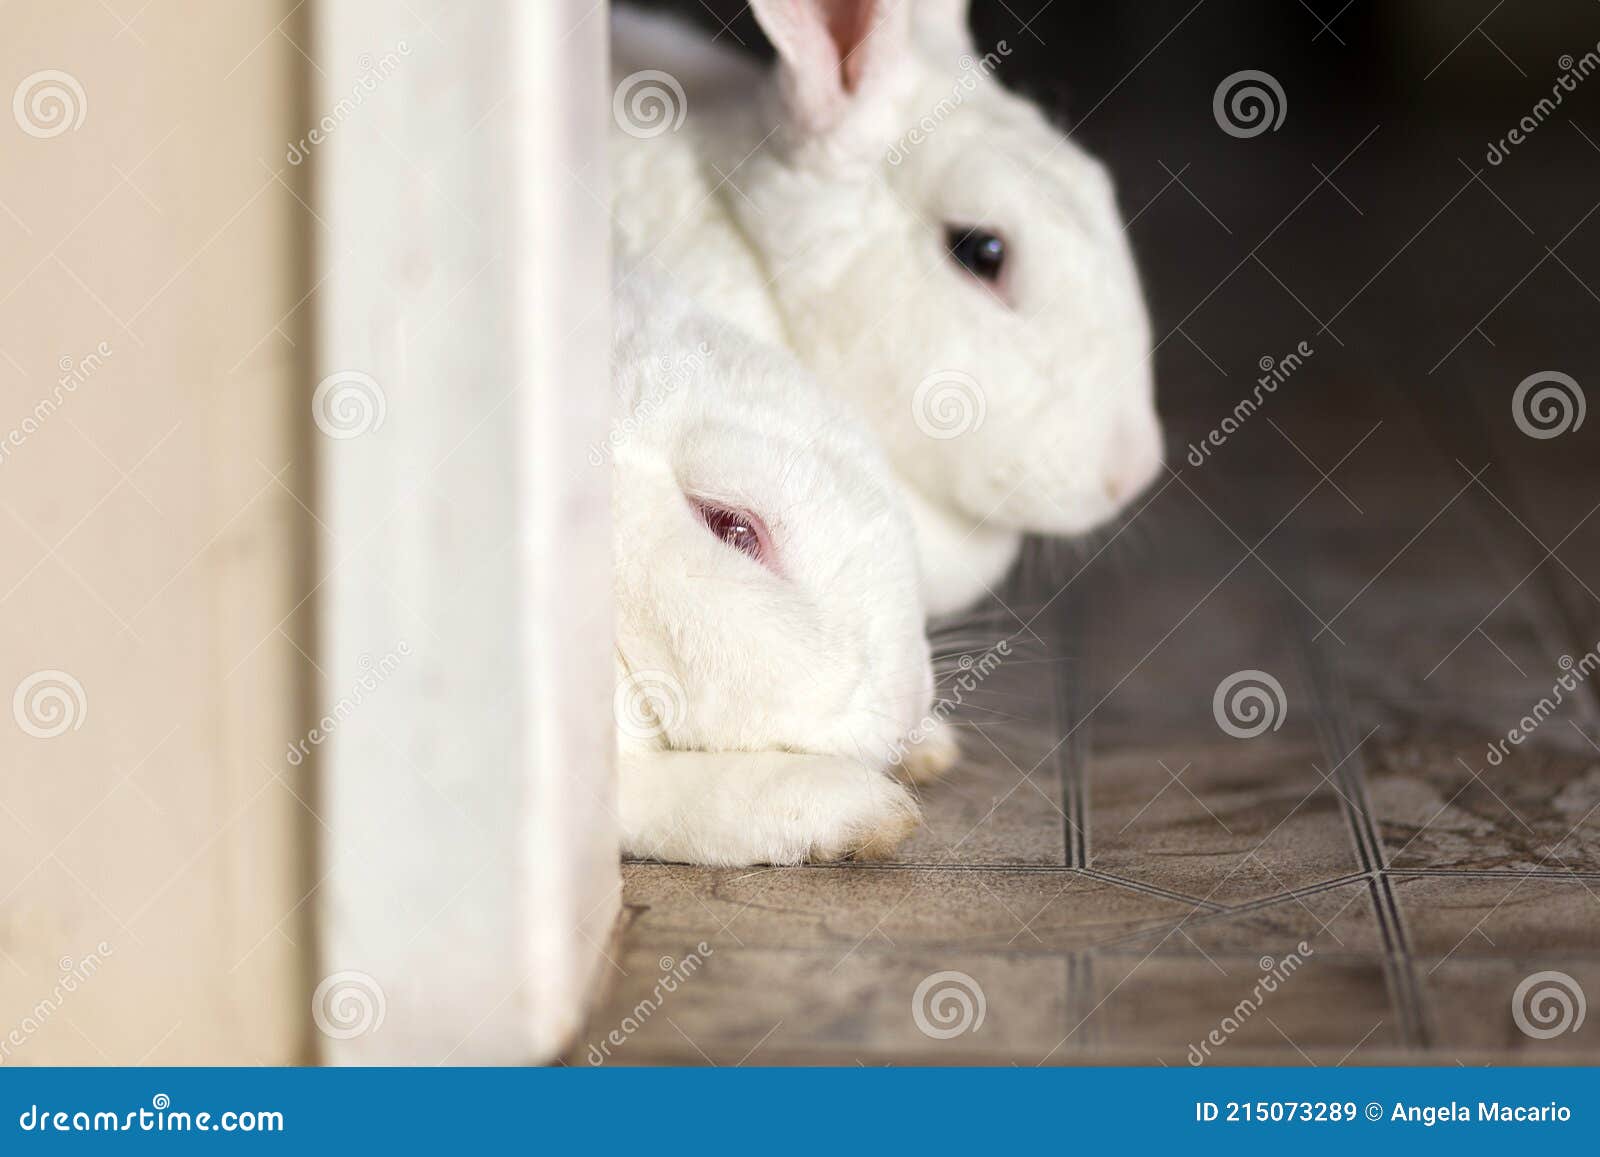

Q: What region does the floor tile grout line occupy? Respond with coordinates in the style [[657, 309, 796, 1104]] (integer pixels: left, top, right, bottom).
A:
[[1075, 867, 1229, 912], [1385, 867, 1600, 879], [1051, 568, 1091, 869], [622, 858, 1600, 888], [1090, 874, 1374, 951], [1280, 527, 1432, 1048], [1211, 871, 1373, 917], [619, 860, 1169, 874], [1298, 629, 1432, 1048], [616, 927, 1593, 969], [621, 861, 1105, 874], [1287, 596, 1389, 879], [621, 860, 1600, 881], [1370, 875, 1431, 1047], [623, 859, 1234, 907], [1065, 952, 1094, 1055], [1283, 586, 1394, 894]]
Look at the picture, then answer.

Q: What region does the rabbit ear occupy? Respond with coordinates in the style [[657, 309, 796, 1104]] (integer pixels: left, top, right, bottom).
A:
[[750, 0, 911, 134], [913, 0, 975, 59]]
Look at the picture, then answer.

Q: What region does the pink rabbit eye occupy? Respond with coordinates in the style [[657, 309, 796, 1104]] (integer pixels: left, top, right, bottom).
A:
[[946, 225, 1006, 284], [691, 498, 777, 572]]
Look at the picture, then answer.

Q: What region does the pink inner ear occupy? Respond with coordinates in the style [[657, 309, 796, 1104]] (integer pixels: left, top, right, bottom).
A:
[[754, 0, 905, 133], [818, 0, 878, 92]]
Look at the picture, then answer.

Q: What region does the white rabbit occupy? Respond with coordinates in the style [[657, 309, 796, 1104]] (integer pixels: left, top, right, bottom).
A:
[[611, 271, 955, 866], [612, 0, 1163, 616]]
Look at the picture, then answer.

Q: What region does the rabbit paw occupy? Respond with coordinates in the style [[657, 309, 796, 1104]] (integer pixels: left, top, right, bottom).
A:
[[894, 718, 961, 785], [802, 763, 921, 863], [619, 749, 920, 866]]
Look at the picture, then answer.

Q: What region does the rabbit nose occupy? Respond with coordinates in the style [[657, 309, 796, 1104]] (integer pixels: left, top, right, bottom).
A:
[[1102, 455, 1155, 501], [1103, 418, 1164, 503]]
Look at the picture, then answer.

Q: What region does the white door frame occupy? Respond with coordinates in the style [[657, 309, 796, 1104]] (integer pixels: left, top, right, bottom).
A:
[[312, 0, 616, 1064]]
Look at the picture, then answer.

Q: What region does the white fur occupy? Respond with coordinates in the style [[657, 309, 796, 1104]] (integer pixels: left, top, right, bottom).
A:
[[612, 273, 948, 865], [613, 0, 1163, 615], [618, 750, 920, 867]]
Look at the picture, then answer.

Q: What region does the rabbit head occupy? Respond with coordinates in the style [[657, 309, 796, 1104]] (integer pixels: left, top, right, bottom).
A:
[[611, 275, 937, 770], [724, 0, 1162, 546]]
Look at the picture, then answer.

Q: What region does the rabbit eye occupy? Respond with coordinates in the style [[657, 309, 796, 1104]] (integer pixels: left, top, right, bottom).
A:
[[691, 498, 777, 572], [946, 225, 1006, 284]]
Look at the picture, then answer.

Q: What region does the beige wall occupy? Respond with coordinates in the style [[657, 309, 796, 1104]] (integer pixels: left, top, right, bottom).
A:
[[0, 2, 314, 1063]]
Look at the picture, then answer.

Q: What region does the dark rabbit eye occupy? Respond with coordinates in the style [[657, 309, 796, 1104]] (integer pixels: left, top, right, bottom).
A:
[[691, 498, 776, 572], [946, 225, 1006, 283]]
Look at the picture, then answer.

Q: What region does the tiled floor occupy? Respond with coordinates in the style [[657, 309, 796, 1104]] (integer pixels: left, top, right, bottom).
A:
[[578, 423, 1600, 1064]]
